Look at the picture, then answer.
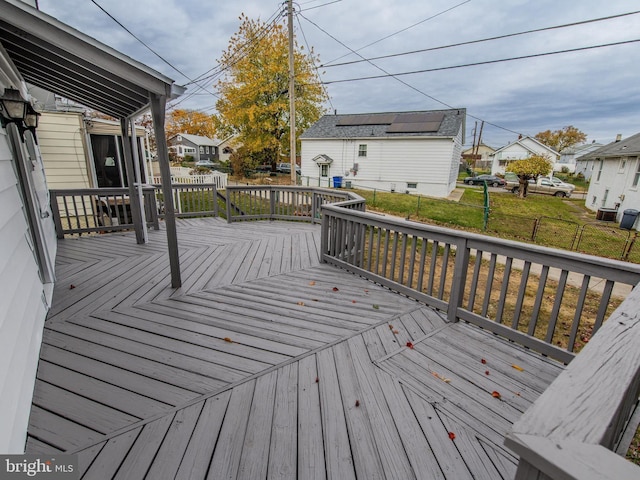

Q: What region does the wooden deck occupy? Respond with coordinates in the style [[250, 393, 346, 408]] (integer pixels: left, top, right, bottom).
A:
[[27, 218, 564, 479]]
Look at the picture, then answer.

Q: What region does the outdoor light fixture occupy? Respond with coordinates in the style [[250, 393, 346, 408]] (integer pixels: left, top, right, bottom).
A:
[[24, 104, 40, 129], [0, 87, 28, 127]]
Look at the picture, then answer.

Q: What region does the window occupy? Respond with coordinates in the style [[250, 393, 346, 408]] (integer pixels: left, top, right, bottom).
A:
[[633, 158, 640, 187], [178, 146, 183, 155], [596, 159, 603, 181], [199, 146, 204, 154], [358, 144, 367, 157], [407, 182, 417, 189], [619, 157, 626, 172], [206, 146, 210, 154], [321, 164, 329, 177]]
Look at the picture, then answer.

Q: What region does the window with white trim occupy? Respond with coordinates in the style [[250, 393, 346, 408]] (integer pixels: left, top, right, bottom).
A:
[[199, 146, 204, 154], [358, 144, 367, 157], [596, 159, 603, 181], [633, 158, 640, 187], [321, 164, 329, 177]]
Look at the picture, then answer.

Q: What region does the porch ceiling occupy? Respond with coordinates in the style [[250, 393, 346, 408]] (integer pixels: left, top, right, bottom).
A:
[[0, 0, 184, 118]]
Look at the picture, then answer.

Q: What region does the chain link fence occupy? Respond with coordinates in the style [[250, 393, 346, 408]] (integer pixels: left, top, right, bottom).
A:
[[487, 213, 639, 262]]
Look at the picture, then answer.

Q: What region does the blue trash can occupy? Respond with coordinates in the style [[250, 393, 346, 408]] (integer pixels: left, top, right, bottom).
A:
[[620, 209, 639, 230], [332, 176, 343, 188]]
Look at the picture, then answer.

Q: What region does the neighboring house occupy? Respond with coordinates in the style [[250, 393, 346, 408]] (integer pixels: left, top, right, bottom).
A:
[[217, 134, 238, 163], [557, 141, 603, 175], [300, 109, 466, 198], [572, 141, 609, 180], [0, 0, 181, 452], [490, 136, 560, 175], [461, 143, 495, 170], [36, 109, 150, 189], [169, 133, 218, 163], [580, 132, 640, 226]]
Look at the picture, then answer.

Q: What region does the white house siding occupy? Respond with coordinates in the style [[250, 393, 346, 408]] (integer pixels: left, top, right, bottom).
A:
[[301, 137, 458, 198], [586, 156, 640, 227], [0, 128, 53, 453]]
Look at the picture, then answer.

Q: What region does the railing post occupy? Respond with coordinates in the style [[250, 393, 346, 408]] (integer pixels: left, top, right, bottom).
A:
[[225, 187, 232, 223], [270, 187, 276, 220], [320, 207, 329, 263], [49, 191, 64, 239], [213, 185, 219, 217], [447, 237, 470, 323], [143, 187, 159, 230]]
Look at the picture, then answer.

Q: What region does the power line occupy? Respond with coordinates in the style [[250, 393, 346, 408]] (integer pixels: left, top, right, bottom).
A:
[[89, 0, 219, 106], [321, 38, 640, 84], [90, 0, 187, 81], [295, 13, 335, 112], [322, 9, 640, 68], [322, 0, 471, 66], [169, 6, 286, 111], [299, 12, 522, 135]]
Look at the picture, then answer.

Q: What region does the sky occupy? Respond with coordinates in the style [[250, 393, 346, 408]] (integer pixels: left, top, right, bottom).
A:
[[37, 0, 640, 149]]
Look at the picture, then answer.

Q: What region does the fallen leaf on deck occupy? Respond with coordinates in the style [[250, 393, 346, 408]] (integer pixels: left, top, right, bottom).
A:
[[355, 400, 360, 407], [443, 378, 451, 383], [406, 342, 414, 349], [481, 358, 487, 364], [491, 391, 501, 399], [297, 301, 305, 306], [309, 281, 316, 286], [373, 304, 380, 310], [315, 377, 319, 383], [392, 329, 399, 334], [223, 337, 233, 343], [364, 289, 369, 293], [352, 300, 357, 303], [332, 287, 339, 292], [312, 298, 319, 301], [448, 432, 456, 440], [69, 284, 76, 290], [388, 324, 394, 330], [485, 370, 490, 375], [512, 364, 524, 372]]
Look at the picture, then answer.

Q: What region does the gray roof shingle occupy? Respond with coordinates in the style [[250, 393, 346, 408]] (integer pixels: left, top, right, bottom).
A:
[[300, 108, 466, 140], [578, 132, 640, 160]]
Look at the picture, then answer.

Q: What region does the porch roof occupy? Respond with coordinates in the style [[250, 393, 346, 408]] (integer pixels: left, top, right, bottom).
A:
[[0, 0, 184, 118]]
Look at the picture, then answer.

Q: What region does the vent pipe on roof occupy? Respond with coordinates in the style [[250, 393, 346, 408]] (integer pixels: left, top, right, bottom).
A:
[[616, 134, 622, 142]]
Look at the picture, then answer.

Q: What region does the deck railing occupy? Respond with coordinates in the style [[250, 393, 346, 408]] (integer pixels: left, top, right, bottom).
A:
[[50, 184, 222, 237], [153, 183, 220, 219], [49, 187, 159, 238], [224, 185, 364, 223]]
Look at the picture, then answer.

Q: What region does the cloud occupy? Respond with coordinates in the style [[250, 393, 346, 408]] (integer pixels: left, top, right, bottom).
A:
[[36, 0, 640, 147]]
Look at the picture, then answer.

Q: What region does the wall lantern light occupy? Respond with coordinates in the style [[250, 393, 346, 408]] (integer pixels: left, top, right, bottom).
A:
[[0, 88, 28, 126]]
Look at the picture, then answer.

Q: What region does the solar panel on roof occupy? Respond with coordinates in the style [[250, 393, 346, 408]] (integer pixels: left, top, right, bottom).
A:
[[336, 113, 396, 126], [395, 112, 445, 123], [386, 121, 442, 133]]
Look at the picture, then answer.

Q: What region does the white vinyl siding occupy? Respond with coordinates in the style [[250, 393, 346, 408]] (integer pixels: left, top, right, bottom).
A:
[[301, 134, 460, 198], [0, 128, 51, 453], [38, 112, 91, 189]]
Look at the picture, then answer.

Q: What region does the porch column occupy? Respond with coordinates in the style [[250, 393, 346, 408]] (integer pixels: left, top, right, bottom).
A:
[[127, 116, 148, 243], [120, 118, 145, 244], [150, 92, 181, 288]]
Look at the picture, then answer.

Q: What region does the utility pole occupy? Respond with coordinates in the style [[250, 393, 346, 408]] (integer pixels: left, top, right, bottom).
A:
[[474, 121, 485, 169], [287, 0, 296, 185]]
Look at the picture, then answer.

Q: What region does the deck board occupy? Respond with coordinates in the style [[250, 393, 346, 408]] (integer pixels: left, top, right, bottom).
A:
[[26, 218, 565, 478]]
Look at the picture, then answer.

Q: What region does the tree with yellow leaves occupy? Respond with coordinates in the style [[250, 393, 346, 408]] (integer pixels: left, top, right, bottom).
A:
[[534, 126, 587, 153], [215, 13, 328, 170], [166, 109, 217, 140], [509, 155, 553, 198]]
